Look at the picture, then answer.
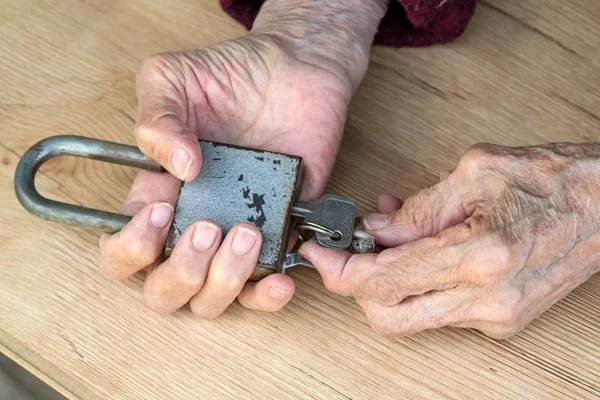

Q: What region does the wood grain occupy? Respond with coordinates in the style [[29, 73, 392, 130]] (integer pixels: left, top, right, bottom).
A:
[[1, 1, 599, 399]]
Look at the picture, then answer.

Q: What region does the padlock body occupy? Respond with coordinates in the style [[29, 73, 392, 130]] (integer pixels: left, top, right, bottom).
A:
[[166, 141, 303, 281]]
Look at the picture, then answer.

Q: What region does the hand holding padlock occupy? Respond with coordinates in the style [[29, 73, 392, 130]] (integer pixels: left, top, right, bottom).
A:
[[15, 136, 357, 275], [15, 136, 364, 316]]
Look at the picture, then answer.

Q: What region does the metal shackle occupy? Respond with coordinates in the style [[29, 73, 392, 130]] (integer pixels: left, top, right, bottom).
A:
[[14, 135, 161, 233]]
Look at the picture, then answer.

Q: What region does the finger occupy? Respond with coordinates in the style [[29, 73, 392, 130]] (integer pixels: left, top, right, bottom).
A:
[[135, 53, 202, 181], [189, 223, 262, 319], [238, 273, 295, 312], [357, 288, 470, 337], [287, 231, 299, 253], [300, 235, 464, 305], [143, 220, 222, 314], [298, 240, 374, 297], [362, 177, 468, 247], [377, 193, 403, 213], [120, 170, 181, 216], [99, 201, 173, 280]]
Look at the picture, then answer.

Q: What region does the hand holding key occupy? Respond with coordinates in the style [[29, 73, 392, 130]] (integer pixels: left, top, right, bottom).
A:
[[301, 144, 600, 338]]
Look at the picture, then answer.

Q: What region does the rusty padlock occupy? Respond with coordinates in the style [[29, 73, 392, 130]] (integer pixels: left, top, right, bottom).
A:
[[14, 135, 356, 280]]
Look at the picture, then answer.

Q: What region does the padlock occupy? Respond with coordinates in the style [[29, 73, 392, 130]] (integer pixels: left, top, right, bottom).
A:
[[14, 135, 356, 280]]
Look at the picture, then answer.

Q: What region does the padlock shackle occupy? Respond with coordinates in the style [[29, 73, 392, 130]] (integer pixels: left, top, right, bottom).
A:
[[14, 135, 162, 233]]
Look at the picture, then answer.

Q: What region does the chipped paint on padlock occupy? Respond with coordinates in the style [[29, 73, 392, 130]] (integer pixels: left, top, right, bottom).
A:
[[15, 135, 304, 281], [165, 141, 303, 281]]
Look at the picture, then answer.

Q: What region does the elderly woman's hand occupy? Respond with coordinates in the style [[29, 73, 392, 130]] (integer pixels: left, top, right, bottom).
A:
[[301, 143, 600, 338], [97, 0, 388, 317]]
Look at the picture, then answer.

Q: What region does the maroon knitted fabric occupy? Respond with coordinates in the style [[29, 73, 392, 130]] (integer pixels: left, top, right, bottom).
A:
[[219, 0, 477, 47]]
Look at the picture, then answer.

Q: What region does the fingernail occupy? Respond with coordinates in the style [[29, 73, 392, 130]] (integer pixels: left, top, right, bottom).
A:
[[192, 222, 219, 251], [268, 285, 287, 299], [363, 213, 390, 230], [169, 147, 192, 180], [231, 227, 257, 256], [150, 203, 173, 229]]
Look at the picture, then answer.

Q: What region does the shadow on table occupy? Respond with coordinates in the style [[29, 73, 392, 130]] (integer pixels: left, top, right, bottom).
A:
[[0, 353, 66, 400]]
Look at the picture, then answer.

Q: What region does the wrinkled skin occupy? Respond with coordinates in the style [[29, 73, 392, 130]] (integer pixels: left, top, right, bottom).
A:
[[98, 33, 351, 317], [301, 143, 600, 338]]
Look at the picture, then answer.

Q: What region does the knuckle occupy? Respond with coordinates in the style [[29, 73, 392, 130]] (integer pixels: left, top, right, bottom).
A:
[[98, 238, 127, 280], [397, 187, 434, 220], [190, 302, 221, 320], [467, 240, 514, 285], [135, 114, 184, 139], [371, 316, 413, 338], [98, 261, 129, 280], [392, 186, 445, 235], [124, 239, 159, 267], [172, 263, 205, 291], [323, 265, 357, 297], [497, 327, 520, 339], [492, 307, 519, 325], [482, 325, 522, 340], [336, 253, 395, 299], [368, 315, 397, 337], [322, 275, 345, 295], [372, 324, 396, 338], [365, 272, 403, 305], [134, 121, 155, 141], [322, 255, 361, 296], [98, 255, 130, 281], [142, 292, 170, 315], [211, 269, 244, 292], [364, 304, 414, 338], [138, 53, 171, 79], [459, 143, 494, 172], [478, 293, 522, 326], [134, 123, 162, 156]]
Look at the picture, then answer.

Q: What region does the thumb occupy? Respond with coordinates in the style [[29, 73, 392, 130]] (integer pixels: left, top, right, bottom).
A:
[[135, 54, 202, 181], [362, 178, 467, 247]]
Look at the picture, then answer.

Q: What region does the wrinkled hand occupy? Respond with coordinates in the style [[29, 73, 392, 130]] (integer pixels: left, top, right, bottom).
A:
[[302, 143, 600, 338], [98, 33, 352, 317]]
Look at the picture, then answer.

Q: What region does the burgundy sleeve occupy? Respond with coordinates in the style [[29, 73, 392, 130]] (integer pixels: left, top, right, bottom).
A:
[[218, 0, 477, 47]]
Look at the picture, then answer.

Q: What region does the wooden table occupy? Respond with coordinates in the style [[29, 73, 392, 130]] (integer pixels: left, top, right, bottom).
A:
[[1, 1, 599, 398]]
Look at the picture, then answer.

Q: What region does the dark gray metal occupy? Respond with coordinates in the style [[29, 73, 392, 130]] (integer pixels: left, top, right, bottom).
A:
[[14, 135, 161, 232], [291, 195, 355, 250], [166, 141, 303, 281], [282, 253, 315, 270], [295, 222, 341, 240]]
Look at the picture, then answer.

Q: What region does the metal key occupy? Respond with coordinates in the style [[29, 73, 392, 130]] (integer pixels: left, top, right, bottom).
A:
[[282, 253, 315, 270], [291, 194, 355, 250]]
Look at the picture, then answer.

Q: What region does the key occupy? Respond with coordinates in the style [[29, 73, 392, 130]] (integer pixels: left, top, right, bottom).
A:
[[291, 194, 355, 250], [282, 253, 315, 270]]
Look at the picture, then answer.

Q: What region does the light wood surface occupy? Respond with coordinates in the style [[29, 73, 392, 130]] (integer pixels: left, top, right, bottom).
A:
[[1, 1, 599, 399]]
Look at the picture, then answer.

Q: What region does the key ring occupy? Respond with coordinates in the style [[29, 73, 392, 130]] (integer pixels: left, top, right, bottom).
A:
[[296, 221, 342, 241]]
